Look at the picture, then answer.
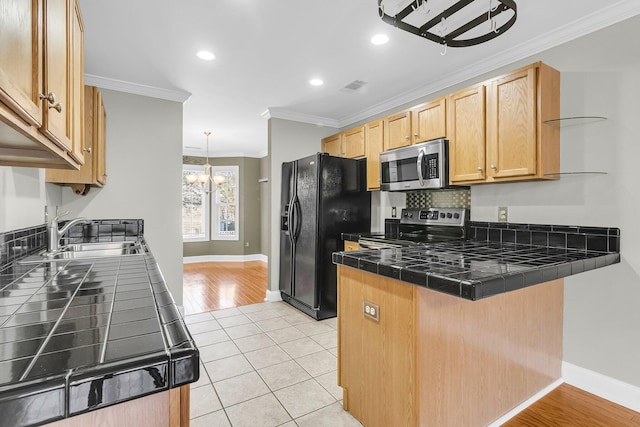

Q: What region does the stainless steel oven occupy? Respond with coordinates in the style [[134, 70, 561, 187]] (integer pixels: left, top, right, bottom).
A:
[[380, 138, 448, 191]]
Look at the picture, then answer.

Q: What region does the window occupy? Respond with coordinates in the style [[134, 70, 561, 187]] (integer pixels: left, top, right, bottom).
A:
[[212, 166, 239, 240], [182, 165, 209, 241]]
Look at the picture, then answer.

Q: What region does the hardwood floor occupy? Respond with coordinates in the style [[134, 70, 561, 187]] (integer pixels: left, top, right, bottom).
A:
[[503, 383, 640, 426], [182, 261, 268, 315]]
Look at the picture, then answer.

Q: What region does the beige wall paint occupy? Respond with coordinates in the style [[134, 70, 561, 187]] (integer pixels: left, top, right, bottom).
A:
[[182, 156, 262, 257], [260, 156, 270, 256], [57, 90, 184, 305]]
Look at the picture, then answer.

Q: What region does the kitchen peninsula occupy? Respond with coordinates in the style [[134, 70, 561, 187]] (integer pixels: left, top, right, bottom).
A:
[[0, 220, 198, 427], [334, 221, 620, 426]]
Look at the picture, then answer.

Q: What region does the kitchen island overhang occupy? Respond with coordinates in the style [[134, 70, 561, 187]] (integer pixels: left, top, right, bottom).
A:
[[334, 221, 620, 427]]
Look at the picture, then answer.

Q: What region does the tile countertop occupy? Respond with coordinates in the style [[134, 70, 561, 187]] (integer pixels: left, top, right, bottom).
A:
[[0, 236, 198, 426], [334, 222, 621, 300]]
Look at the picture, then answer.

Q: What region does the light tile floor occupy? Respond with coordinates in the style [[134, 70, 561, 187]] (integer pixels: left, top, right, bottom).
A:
[[185, 301, 363, 427]]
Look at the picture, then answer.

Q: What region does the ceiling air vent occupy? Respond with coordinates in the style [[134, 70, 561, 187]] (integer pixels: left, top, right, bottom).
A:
[[341, 80, 367, 93]]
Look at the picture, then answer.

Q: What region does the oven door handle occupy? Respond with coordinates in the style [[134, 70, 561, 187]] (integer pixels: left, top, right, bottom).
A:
[[417, 148, 425, 187]]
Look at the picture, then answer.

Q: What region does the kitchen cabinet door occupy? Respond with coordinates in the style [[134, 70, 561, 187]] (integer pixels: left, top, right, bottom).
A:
[[343, 241, 360, 251], [486, 67, 537, 179], [411, 97, 446, 143], [365, 120, 383, 190], [0, 0, 43, 127], [47, 85, 107, 194], [384, 110, 411, 151], [344, 125, 365, 159], [448, 84, 486, 183], [41, 0, 72, 152], [322, 133, 343, 157], [69, 0, 84, 164]]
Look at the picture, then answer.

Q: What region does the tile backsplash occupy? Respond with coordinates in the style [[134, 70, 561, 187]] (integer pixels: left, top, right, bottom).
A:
[[470, 221, 620, 253], [0, 224, 47, 267], [0, 219, 144, 269], [406, 187, 471, 209]]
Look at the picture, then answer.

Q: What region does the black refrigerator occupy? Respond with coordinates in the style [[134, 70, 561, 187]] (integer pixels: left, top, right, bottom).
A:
[[279, 153, 371, 320]]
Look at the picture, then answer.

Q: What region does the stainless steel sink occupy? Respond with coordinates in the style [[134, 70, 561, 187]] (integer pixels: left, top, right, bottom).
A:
[[20, 241, 147, 263]]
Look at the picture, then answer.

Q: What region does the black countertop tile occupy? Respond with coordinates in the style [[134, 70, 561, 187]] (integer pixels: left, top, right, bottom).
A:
[[333, 238, 620, 301], [0, 239, 199, 427]]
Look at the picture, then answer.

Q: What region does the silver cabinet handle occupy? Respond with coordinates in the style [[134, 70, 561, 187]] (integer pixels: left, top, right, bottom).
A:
[[490, 164, 497, 169], [39, 92, 56, 105], [413, 133, 418, 137], [83, 147, 92, 153], [49, 103, 63, 113], [405, 135, 410, 140], [477, 166, 483, 171]]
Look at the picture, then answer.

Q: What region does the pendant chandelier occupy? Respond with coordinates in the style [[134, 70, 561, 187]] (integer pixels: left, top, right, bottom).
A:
[[185, 131, 226, 193], [378, 0, 517, 52]]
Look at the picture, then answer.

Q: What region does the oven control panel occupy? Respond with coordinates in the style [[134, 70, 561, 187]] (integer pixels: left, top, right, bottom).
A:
[[400, 207, 467, 226]]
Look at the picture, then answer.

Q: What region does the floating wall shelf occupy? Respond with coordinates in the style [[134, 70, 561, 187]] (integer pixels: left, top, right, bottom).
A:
[[543, 116, 607, 128]]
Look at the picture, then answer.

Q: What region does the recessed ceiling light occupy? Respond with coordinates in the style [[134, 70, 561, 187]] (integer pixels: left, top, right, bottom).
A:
[[197, 50, 215, 61], [371, 34, 389, 45], [310, 79, 324, 86]]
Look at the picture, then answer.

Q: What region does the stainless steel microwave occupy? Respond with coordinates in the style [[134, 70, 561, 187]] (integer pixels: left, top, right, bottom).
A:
[[379, 138, 449, 191]]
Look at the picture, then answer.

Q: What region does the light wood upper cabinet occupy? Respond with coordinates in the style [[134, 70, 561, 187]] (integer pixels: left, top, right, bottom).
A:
[[343, 241, 360, 252], [41, 0, 72, 151], [0, 0, 84, 169], [449, 62, 560, 185], [69, 0, 84, 164], [322, 133, 343, 157], [0, 0, 43, 127], [486, 67, 537, 179], [411, 97, 446, 143], [47, 85, 107, 194], [448, 84, 486, 183], [343, 125, 365, 159], [365, 120, 383, 191], [384, 110, 412, 151]]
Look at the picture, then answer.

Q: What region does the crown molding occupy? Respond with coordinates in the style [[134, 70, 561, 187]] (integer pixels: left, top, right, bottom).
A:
[[262, 108, 340, 128], [84, 74, 192, 103]]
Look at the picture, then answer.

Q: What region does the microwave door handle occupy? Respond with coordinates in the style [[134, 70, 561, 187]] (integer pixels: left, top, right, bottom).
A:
[[417, 148, 425, 187]]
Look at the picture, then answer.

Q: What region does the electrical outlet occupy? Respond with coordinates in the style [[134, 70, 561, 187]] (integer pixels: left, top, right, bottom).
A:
[[245, 242, 250, 247], [391, 206, 397, 218], [362, 300, 380, 321], [498, 206, 508, 222]]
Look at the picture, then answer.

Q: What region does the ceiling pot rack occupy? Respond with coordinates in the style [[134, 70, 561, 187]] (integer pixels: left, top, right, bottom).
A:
[[378, 0, 517, 48]]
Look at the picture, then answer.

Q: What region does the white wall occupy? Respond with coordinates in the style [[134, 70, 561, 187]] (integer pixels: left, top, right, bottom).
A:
[[268, 118, 338, 293], [57, 90, 184, 304], [471, 68, 640, 387], [0, 168, 61, 231]]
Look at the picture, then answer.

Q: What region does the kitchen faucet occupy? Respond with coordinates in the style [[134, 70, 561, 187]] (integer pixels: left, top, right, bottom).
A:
[[47, 212, 92, 252]]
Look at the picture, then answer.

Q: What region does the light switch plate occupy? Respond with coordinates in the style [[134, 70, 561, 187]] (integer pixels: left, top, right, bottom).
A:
[[363, 300, 380, 321]]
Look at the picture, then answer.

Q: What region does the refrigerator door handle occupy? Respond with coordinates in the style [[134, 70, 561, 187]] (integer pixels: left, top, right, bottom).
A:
[[292, 196, 302, 241], [287, 197, 295, 245]]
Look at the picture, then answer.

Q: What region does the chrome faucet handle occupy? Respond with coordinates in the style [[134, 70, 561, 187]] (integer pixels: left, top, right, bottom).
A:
[[50, 211, 70, 226]]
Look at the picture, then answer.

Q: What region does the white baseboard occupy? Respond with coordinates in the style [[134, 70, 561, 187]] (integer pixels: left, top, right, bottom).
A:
[[183, 254, 268, 264], [487, 379, 564, 427], [562, 361, 640, 413], [265, 290, 282, 302]]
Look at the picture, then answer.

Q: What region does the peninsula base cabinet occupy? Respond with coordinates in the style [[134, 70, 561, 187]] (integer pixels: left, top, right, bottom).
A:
[[337, 266, 563, 427], [45, 385, 190, 427]]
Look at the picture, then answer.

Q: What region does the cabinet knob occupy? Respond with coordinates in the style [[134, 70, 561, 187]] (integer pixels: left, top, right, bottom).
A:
[[477, 166, 483, 171], [413, 133, 418, 137], [490, 164, 497, 170], [83, 147, 92, 153], [49, 102, 63, 113], [405, 135, 410, 140], [39, 92, 56, 105]]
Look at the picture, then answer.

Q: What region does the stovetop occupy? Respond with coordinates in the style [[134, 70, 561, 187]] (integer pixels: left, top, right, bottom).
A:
[[358, 208, 469, 249]]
